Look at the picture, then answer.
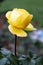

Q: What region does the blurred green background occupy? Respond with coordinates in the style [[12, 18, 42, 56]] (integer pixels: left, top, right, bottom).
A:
[[0, 0, 43, 26]]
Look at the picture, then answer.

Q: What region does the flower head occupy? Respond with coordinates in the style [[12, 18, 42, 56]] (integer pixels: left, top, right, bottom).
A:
[[6, 8, 36, 37]]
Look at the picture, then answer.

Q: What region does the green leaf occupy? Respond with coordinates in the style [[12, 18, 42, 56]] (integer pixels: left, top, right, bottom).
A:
[[0, 58, 7, 65], [36, 56, 43, 65], [0, 52, 3, 59], [7, 54, 20, 65], [1, 48, 11, 56], [29, 60, 35, 65], [29, 51, 33, 58]]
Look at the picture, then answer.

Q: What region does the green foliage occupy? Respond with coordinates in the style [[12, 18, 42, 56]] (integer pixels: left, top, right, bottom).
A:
[[35, 41, 41, 48], [0, 48, 43, 65]]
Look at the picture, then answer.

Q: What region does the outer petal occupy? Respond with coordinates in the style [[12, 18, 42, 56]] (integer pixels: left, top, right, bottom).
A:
[[8, 25, 27, 37], [9, 10, 29, 28], [6, 11, 11, 20], [13, 8, 29, 15], [24, 23, 36, 31]]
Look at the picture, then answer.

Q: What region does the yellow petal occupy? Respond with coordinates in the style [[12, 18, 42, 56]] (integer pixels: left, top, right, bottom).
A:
[[6, 11, 11, 19], [13, 8, 29, 15], [9, 10, 29, 28], [12, 14, 30, 28], [23, 14, 33, 28], [17, 9, 29, 15], [8, 13, 29, 29], [9, 13, 33, 29], [8, 25, 27, 37], [6, 9, 33, 29], [10, 9, 33, 28], [24, 23, 36, 31], [12, 9, 33, 28]]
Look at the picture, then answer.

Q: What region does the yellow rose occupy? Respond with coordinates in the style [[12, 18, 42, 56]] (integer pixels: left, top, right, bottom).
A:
[[6, 8, 36, 37]]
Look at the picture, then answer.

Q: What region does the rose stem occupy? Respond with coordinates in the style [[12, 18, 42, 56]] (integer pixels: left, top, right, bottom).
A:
[[14, 35, 17, 56]]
